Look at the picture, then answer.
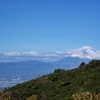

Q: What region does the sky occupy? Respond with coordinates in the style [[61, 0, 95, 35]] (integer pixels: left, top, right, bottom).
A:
[[0, 0, 100, 52]]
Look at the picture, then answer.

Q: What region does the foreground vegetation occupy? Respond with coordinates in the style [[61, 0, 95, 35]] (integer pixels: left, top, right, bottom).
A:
[[0, 60, 100, 100]]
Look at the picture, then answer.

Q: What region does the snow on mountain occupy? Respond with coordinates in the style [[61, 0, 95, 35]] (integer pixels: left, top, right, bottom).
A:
[[71, 46, 100, 59]]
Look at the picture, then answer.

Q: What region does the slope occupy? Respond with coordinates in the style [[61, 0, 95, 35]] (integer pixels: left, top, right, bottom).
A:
[[0, 60, 100, 100]]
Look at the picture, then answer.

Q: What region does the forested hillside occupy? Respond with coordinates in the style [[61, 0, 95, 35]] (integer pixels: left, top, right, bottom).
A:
[[0, 60, 100, 100]]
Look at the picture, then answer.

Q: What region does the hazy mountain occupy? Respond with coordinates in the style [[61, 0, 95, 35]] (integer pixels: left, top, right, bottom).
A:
[[52, 57, 90, 69], [0, 58, 90, 90], [0, 60, 55, 89]]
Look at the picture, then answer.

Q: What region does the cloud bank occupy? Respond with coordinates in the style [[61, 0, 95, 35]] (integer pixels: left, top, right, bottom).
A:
[[0, 50, 70, 62], [0, 46, 100, 62]]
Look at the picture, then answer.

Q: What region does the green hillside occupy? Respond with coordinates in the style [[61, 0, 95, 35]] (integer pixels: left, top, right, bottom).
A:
[[0, 60, 100, 100]]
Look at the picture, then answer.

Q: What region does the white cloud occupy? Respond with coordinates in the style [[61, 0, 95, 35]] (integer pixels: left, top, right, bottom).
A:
[[0, 46, 100, 62], [1, 51, 40, 57], [3, 52, 22, 56], [0, 51, 67, 62], [23, 51, 39, 56], [44, 53, 58, 57]]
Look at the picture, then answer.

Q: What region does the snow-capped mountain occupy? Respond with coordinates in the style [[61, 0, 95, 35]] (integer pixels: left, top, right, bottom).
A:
[[71, 46, 100, 59]]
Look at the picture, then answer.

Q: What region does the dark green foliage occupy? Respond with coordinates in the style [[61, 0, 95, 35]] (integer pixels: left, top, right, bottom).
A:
[[78, 62, 86, 68], [0, 60, 100, 100]]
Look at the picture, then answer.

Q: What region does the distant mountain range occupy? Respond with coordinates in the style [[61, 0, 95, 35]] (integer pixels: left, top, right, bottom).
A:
[[0, 57, 89, 90], [52, 57, 89, 69], [0, 60, 55, 90], [0, 46, 100, 90]]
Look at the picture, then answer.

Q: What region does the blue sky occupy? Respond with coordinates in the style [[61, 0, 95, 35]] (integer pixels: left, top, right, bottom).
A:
[[0, 0, 100, 52]]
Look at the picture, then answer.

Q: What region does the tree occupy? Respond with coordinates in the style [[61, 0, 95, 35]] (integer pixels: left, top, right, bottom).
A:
[[78, 62, 86, 68]]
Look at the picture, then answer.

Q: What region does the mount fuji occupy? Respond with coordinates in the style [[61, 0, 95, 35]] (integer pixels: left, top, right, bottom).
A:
[[70, 46, 100, 59], [52, 46, 100, 73]]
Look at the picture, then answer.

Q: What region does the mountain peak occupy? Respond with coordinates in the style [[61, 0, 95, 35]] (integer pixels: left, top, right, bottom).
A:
[[79, 46, 93, 50], [71, 46, 100, 59]]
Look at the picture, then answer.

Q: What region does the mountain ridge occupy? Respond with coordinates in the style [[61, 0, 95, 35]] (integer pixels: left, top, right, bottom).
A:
[[0, 57, 90, 90]]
